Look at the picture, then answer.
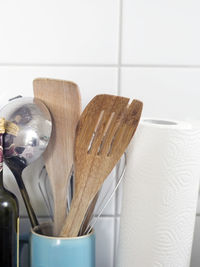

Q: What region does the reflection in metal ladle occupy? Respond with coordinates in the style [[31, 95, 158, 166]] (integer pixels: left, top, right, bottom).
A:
[[0, 97, 52, 228]]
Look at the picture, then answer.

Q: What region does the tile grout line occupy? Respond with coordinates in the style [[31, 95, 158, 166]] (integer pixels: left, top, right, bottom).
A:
[[75, 206, 200, 220], [113, 0, 123, 266], [117, 0, 123, 96], [0, 63, 118, 68], [1, 63, 200, 69], [120, 64, 200, 69]]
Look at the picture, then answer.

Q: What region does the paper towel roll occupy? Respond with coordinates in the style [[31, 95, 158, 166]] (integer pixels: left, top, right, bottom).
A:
[[117, 118, 200, 267]]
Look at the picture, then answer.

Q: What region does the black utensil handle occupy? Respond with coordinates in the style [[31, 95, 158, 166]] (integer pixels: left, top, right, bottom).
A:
[[5, 157, 42, 233], [12, 170, 39, 228], [20, 185, 39, 228]]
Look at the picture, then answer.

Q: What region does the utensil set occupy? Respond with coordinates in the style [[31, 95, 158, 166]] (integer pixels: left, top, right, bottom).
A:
[[1, 78, 143, 238]]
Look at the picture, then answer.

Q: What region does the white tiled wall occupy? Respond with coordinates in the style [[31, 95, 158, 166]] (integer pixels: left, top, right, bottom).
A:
[[0, 0, 200, 266]]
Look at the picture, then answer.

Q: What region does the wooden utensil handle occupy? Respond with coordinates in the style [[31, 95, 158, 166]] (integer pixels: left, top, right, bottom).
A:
[[60, 194, 91, 237], [53, 191, 67, 236]]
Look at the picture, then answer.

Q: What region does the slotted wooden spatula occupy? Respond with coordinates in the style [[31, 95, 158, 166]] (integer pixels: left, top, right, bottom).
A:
[[60, 94, 143, 237], [33, 78, 81, 236]]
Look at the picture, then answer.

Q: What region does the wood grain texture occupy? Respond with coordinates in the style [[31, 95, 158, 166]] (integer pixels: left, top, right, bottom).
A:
[[33, 78, 81, 236], [60, 94, 143, 237]]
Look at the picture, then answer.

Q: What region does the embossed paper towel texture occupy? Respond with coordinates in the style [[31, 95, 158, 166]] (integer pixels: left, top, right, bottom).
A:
[[117, 121, 200, 267]]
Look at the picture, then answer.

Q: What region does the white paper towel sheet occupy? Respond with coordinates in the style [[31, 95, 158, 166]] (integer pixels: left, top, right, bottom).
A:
[[117, 119, 200, 267]]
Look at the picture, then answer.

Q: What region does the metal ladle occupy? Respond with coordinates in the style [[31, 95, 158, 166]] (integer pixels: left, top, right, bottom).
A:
[[0, 97, 52, 228]]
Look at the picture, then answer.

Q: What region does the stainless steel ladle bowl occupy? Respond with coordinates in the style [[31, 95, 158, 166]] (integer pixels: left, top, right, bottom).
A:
[[0, 97, 52, 228]]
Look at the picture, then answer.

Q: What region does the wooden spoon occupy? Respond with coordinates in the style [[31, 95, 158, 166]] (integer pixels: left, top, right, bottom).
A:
[[33, 78, 81, 236], [60, 94, 143, 237]]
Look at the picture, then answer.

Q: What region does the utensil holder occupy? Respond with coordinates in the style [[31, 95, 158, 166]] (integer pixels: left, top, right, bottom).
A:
[[30, 223, 95, 267]]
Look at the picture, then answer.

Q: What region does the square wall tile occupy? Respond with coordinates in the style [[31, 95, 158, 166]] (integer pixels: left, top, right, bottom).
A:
[[120, 67, 200, 120], [122, 0, 200, 65], [0, 66, 118, 109], [0, 0, 119, 64], [20, 241, 29, 267], [115, 217, 120, 264], [94, 217, 115, 267], [0, 66, 118, 216]]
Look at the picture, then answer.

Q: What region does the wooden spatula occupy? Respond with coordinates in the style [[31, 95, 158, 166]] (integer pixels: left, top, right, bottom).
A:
[[60, 94, 143, 237], [33, 78, 81, 236]]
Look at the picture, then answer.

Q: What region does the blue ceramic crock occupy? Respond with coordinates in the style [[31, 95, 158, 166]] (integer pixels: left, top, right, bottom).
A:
[[30, 223, 95, 267]]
